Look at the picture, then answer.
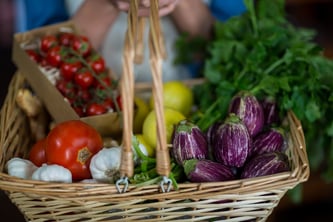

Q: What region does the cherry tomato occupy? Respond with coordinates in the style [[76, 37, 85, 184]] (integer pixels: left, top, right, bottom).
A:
[[71, 35, 92, 57], [58, 32, 74, 46], [25, 49, 41, 63], [86, 103, 107, 116], [72, 105, 85, 117], [40, 35, 58, 53], [46, 45, 63, 67], [77, 89, 92, 102], [39, 58, 50, 67], [101, 97, 115, 110], [29, 138, 47, 167], [88, 54, 106, 74], [117, 95, 122, 110], [94, 74, 113, 90], [60, 59, 82, 80], [55, 79, 76, 97], [74, 70, 94, 89], [45, 120, 103, 180]]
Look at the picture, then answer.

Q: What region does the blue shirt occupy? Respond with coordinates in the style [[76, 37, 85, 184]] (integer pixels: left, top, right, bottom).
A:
[[15, 0, 68, 32], [209, 0, 246, 21]]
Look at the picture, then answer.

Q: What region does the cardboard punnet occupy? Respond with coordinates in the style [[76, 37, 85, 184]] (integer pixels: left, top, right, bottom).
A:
[[12, 21, 122, 136]]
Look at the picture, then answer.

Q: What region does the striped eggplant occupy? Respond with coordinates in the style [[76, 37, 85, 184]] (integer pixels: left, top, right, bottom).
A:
[[206, 121, 221, 160], [184, 159, 235, 182], [260, 96, 280, 126], [213, 113, 251, 168], [250, 127, 286, 158], [172, 119, 208, 166], [240, 151, 290, 179], [228, 91, 264, 137]]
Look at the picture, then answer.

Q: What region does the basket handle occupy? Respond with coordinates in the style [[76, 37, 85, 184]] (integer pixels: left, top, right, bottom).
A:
[[119, 0, 170, 180], [148, 0, 171, 177]]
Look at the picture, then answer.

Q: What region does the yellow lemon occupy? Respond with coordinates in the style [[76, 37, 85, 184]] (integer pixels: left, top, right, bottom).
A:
[[142, 108, 186, 148], [133, 97, 150, 134], [134, 134, 155, 157], [149, 81, 193, 116]]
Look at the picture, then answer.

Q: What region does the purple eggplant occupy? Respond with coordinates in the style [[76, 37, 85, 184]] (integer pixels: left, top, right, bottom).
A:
[[261, 96, 280, 126], [213, 113, 251, 168], [240, 152, 290, 179], [228, 91, 264, 137], [172, 119, 208, 165], [250, 127, 286, 158], [184, 159, 235, 182]]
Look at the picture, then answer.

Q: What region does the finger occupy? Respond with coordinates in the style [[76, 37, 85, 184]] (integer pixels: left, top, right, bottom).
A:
[[139, 0, 178, 9], [109, 0, 130, 11], [158, 1, 178, 16], [137, 0, 178, 17]]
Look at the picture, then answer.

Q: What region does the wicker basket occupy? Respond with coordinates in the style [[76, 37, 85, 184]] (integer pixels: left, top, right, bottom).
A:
[[0, 1, 309, 221]]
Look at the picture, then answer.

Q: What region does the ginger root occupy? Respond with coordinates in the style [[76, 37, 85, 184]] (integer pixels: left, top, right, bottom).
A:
[[16, 88, 49, 141]]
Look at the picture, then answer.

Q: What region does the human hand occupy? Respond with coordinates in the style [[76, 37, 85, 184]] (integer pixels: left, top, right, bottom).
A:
[[109, 0, 179, 16]]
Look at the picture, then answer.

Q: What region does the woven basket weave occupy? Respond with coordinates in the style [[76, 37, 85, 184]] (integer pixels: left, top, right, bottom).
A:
[[0, 1, 309, 221]]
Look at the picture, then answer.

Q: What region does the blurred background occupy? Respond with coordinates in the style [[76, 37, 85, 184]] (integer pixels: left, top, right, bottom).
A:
[[1, 0, 333, 221]]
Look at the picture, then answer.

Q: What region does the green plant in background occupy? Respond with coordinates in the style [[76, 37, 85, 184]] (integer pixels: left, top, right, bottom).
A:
[[175, 0, 333, 199]]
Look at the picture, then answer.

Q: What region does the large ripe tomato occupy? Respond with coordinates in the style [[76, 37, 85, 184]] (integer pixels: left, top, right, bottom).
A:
[[29, 138, 47, 167], [45, 120, 103, 180]]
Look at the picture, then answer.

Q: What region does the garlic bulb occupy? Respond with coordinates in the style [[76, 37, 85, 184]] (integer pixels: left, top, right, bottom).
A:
[[89, 147, 121, 183], [6, 157, 38, 179], [32, 164, 72, 183]]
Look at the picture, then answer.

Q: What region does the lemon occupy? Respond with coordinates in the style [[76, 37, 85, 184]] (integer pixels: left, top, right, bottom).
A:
[[142, 108, 186, 148], [149, 81, 193, 116], [134, 134, 155, 157], [133, 97, 150, 134]]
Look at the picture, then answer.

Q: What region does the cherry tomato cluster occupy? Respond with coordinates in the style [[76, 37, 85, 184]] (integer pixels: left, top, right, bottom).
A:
[[25, 32, 121, 117]]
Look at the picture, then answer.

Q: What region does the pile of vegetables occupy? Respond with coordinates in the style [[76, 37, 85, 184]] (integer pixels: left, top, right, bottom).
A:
[[176, 0, 333, 184], [24, 31, 121, 117], [6, 89, 291, 189], [5, 119, 184, 186]]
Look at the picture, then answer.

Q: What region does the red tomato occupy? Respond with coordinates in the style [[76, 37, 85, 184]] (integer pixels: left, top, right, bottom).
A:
[[46, 45, 63, 67], [86, 103, 107, 116], [55, 79, 76, 97], [101, 97, 115, 110], [58, 32, 74, 46], [72, 105, 85, 117], [25, 49, 41, 63], [40, 35, 58, 53], [94, 74, 113, 90], [74, 70, 94, 89], [116, 95, 122, 110], [60, 60, 82, 80], [71, 35, 92, 57], [77, 89, 92, 102], [29, 138, 47, 167], [88, 54, 106, 74], [39, 57, 50, 67], [45, 120, 103, 180]]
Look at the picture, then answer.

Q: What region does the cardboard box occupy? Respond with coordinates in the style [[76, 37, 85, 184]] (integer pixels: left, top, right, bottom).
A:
[[12, 21, 122, 137]]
